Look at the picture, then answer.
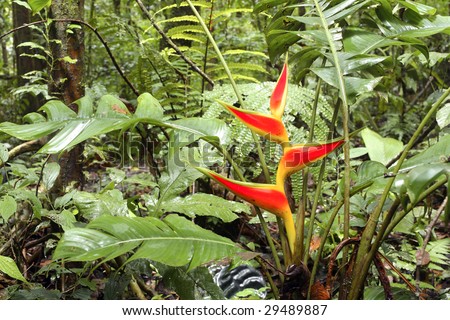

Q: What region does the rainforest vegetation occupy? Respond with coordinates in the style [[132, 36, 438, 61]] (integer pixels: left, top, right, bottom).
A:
[[0, 0, 449, 300]]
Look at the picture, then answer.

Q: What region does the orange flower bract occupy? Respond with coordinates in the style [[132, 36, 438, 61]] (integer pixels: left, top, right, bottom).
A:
[[219, 101, 289, 144]]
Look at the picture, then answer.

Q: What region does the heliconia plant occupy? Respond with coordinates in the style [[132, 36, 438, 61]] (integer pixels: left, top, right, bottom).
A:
[[269, 62, 288, 120], [197, 167, 296, 253], [276, 139, 345, 186], [218, 101, 289, 144], [198, 60, 345, 255]]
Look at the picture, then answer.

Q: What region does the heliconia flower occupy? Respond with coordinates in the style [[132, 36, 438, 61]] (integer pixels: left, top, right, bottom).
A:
[[276, 139, 345, 185], [196, 167, 296, 253], [218, 100, 289, 144], [270, 62, 288, 120]]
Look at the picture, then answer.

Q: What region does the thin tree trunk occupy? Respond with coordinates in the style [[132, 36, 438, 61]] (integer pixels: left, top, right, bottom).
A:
[[12, 2, 46, 114], [48, 0, 85, 196]]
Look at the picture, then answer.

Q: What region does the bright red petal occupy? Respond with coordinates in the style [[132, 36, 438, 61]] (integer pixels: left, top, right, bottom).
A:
[[197, 167, 291, 218], [270, 62, 288, 119], [220, 102, 289, 144], [277, 139, 345, 184]]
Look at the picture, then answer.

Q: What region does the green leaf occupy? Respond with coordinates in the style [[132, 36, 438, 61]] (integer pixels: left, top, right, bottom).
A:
[[135, 92, 164, 120], [39, 100, 77, 121], [0, 143, 9, 165], [436, 103, 450, 129], [14, 0, 32, 10], [360, 128, 404, 166], [399, 0, 437, 16], [28, 0, 51, 14], [169, 118, 231, 146], [162, 193, 249, 223], [310, 67, 382, 96], [0, 255, 28, 282], [356, 161, 387, 185], [0, 121, 65, 141], [53, 215, 241, 271], [343, 28, 406, 54], [156, 263, 225, 299], [0, 94, 230, 155], [42, 209, 76, 231], [42, 162, 60, 190], [404, 163, 450, 203], [0, 195, 17, 221], [155, 166, 203, 213], [402, 135, 450, 169], [253, 0, 290, 13], [73, 190, 129, 220]]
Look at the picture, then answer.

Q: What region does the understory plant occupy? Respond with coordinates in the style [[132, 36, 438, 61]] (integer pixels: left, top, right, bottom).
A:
[[0, 0, 449, 300]]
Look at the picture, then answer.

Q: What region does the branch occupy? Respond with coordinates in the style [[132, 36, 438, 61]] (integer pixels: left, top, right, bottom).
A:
[[0, 139, 45, 169], [0, 19, 140, 97], [134, 0, 214, 87]]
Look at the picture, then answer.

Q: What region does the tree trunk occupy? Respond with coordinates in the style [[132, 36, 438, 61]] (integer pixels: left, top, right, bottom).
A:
[[48, 0, 85, 196], [12, 2, 46, 114]]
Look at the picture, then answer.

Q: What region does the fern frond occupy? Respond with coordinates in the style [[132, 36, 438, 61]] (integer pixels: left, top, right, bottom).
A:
[[166, 24, 204, 37], [159, 15, 199, 24]]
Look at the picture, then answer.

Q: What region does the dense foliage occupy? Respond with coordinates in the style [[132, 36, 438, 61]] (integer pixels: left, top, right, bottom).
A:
[[0, 0, 449, 300]]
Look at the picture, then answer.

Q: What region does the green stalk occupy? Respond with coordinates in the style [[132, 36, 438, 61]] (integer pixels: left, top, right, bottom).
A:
[[293, 61, 324, 264], [187, 0, 285, 285], [307, 180, 373, 299], [383, 175, 448, 241], [312, 0, 352, 268], [303, 95, 340, 264], [349, 86, 450, 299]]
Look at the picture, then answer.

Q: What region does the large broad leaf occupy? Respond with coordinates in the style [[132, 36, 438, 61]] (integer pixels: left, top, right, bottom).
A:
[[360, 128, 404, 166], [0, 255, 28, 283], [161, 193, 250, 223], [343, 28, 407, 54], [310, 67, 383, 96], [0, 93, 230, 155], [53, 214, 241, 271], [376, 3, 450, 39], [402, 135, 450, 170], [73, 190, 129, 220]]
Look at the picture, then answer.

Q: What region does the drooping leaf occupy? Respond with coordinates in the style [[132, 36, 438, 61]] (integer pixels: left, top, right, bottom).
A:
[[0, 93, 230, 155], [310, 67, 383, 96], [343, 28, 407, 54], [404, 163, 450, 204], [53, 214, 241, 271], [42, 162, 60, 190], [28, 0, 51, 14], [0, 255, 28, 283]]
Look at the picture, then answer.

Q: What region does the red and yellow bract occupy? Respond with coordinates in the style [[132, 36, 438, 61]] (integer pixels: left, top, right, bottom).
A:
[[196, 167, 296, 253], [270, 62, 288, 120], [219, 101, 289, 144], [277, 139, 345, 185]]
